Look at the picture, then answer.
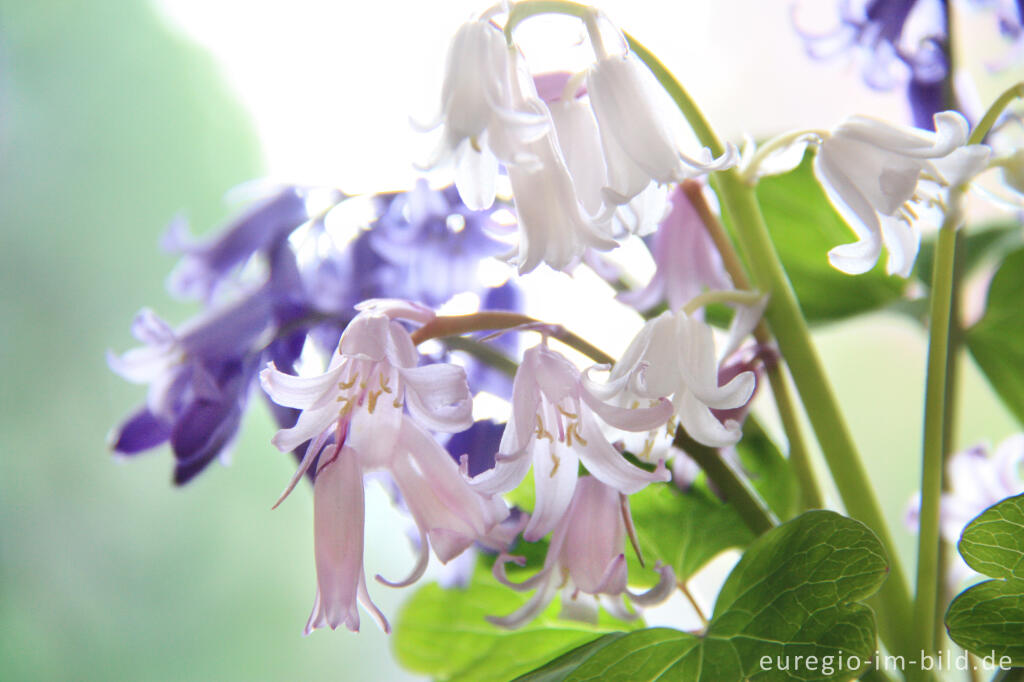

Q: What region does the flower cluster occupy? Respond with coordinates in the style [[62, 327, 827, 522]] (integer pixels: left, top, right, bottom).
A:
[[107, 0, 1023, 655], [425, 8, 735, 273]]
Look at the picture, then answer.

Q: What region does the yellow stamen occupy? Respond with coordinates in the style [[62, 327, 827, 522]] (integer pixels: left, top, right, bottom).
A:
[[549, 453, 561, 477], [338, 376, 358, 390], [570, 422, 587, 447], [557, 405, 578, 419], [535, 415, 554, 441], [367, 390, 381, 413], [379, 373, 392, 393]]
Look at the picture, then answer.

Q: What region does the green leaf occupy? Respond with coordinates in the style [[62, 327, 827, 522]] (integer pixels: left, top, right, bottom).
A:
[[735, 418, 799, 521], [627, 481, 753, 586], [393, 564, 639, 682], [751, 156, 906, 324], [967, 247, 1024, 425], [946, 493, 1024, 665], [521, 511, 888, 681]]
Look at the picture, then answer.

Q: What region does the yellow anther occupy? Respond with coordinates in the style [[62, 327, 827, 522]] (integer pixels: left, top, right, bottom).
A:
[[629, 400, 640, 410], [392, 397, 403, 408], [367, 390, 381, 414], [639, 437, 655, 460], [570, 422, 587, 447], [379, 373, 392, 393], [549, 453, 561, 477], [535, 415, 554, 441], [338, 376, 358, 390], [557, 405, 578, 419]]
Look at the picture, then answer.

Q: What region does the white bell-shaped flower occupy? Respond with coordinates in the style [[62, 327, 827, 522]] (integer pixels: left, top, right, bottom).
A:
[[582, 12, 737, 205], [427, 18, 547, 211], [815, 110, 990, 276]]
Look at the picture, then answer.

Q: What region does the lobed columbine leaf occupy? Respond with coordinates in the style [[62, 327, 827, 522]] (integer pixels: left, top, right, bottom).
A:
[[945, 493, 1024, 665], [517, 511, 888, 681]]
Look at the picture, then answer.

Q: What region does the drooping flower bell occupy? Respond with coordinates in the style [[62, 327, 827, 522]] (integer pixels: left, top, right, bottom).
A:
[[469, 341, 672, 541], [108, 243, 309, 484], [600, 299, 764, 448], [426, 17, 547, 211], [535, 71, 669, 238], [814, 110, 990, 276], [489, 476, 675, 628], [582, 10, 737, 205], [618, 185, 732, 313], [261, 300, 509, 634], [500, 62, 619, 273]]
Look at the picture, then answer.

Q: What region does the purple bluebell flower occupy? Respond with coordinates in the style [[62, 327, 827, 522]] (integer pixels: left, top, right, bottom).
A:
[[367, 180, 510, 307], [110, 178, 523, 485], [797, 0, 951, 125], [446, 419, 503, 477], [163, 186, 312, 300], [110, 205, 318, 484], [108, 285, 274, 484]]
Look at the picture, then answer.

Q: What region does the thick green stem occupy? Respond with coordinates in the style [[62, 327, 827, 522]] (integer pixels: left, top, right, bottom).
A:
[[911, 203, 962, 676], [627, 34, 913, 658], [673, 428, 777, 535], [682, 180, 823, 511]]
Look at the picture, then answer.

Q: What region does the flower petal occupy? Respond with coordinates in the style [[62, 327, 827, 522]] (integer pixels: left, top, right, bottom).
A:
[[627, 563, 676, 606], [311, 448, 364, 633], [523, 440, 580, 542], [676, 389, 743, 448], [580, 389, 673, 432], [576, 409, 669, 494], [400, 363, 473, 433], [259, 362, 345, 410]]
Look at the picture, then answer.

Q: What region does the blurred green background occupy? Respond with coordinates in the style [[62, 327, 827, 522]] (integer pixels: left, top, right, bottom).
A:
[[0, 1, 1017, 680]]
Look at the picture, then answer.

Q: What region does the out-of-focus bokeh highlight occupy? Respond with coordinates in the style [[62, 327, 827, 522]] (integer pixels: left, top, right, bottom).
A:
[[0, 1, 1019, 679]]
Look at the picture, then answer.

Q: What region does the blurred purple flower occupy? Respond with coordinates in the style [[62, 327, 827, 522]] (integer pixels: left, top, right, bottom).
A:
[[446, 419, 503, 477], [109, 238, 314, 484], [796, 0, 950, 126], [163, 186, 312, 301], [618, 185, 731, 313], [368, 180, 510, 307], [108, 288, 271, 484]]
